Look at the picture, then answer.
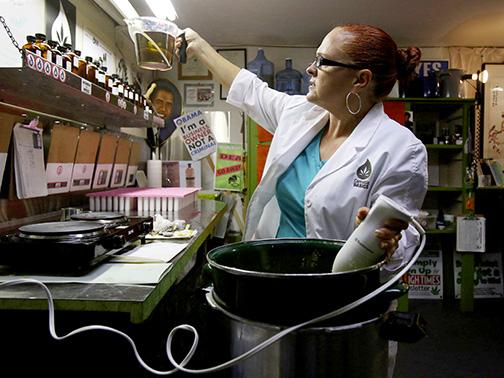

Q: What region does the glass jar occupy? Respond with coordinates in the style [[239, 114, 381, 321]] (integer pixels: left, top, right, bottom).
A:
[[74, 50, 87, 78], [85, 57, 97, 83], [109, 74, 119, 95], [57, 45, 72, 71], [22, 35, 41, 55], [63, 44, 80, 75], [34, 33, 51, 60]]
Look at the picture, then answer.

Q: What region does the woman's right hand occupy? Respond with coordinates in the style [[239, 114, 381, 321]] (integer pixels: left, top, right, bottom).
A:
[[176, 28, 201, 59]]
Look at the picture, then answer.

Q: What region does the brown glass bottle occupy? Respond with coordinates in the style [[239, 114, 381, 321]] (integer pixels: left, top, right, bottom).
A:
[[63, 44, 80, 75], [22, 35, 41, 55], [109, 73, 119, 95], [101, 67, 111, 91], [85, 57, 97, 83], [74, 50, 87, 78], [47, 40, 59, 64], [94, 61, 106, 88], [34, 33, 51, 60], [58, 45, 72, 71]]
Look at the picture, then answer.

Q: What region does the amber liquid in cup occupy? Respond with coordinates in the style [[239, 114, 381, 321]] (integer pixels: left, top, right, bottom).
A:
[[136, 32, 174, 70]]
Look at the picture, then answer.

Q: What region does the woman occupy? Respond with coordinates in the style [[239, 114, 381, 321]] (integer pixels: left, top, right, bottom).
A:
[[177, 24, 427, 271]]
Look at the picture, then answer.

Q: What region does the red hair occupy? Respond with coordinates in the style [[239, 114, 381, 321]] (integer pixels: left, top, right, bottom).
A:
[[337, 24, 421, 99]]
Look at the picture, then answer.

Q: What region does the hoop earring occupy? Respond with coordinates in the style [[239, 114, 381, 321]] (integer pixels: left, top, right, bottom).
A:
[[346, 92, 362, 115]]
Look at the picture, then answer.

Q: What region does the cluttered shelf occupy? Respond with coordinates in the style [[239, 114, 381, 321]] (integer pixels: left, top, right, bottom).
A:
[[0, 51, 163, 129]]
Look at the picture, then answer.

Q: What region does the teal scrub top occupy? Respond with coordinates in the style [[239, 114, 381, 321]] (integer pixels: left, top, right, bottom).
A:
[[276, 129, 326, 237]]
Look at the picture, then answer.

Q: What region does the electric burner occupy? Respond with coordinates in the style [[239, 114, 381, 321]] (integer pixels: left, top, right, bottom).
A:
[[71, 212, 127, 223], [0, 216, 153, 275], [18, 221, 106, 240]]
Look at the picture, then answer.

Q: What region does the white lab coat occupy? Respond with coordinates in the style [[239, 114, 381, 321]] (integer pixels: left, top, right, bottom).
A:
[[227, 69, 428, 270]]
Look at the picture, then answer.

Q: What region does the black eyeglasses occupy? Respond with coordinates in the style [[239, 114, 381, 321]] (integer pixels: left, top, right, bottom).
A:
[[313, 56, 362, 70]]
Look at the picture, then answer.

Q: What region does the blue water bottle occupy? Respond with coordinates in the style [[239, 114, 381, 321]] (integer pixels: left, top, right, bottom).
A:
[[275, 58, 303, 95], [247, 49, 275, 88]]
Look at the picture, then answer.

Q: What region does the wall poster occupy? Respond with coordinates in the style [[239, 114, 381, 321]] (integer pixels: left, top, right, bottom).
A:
[[45, 0, 76, 47], [482, 63, 504, 166]]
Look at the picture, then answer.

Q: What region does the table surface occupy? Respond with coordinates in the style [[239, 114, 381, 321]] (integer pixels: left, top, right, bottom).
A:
[[0, 200, 227, 323]]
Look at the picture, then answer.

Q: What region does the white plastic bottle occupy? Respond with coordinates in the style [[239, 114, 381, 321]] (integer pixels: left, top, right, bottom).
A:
[[331, 195, 413, 272]]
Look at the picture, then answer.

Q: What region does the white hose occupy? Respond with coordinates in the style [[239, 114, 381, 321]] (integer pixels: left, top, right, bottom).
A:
[[0, 220, 425, 375]]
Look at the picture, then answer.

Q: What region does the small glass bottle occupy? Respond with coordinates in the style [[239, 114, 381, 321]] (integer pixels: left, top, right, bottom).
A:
[[101, 67, 110, 91], [22, 35, 41, 55], [185, 163, 195, 187], [110, 74, 119, 95], [117, 78, 125, 98], [123, 82, 130, 100], [47, 40, 59, 64], [85, 57, 97, 83], [34, 33, 51, 60], [74, 50, 87, 78], [63, 43, 81, 75], [94, 61, 106, 87], [127, 83, 135, 103], [58, 45, 72, 71]]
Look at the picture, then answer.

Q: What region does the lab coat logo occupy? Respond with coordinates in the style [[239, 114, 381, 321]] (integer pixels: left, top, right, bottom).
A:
[[354, 159, 372, 189]]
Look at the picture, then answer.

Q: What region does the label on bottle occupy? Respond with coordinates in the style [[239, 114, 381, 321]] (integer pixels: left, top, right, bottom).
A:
[[81, 79, 92, 95], [112, 86, 119, 96], [135, 93, 139, 101], [73, 57, 79, 68], [36, 50, 42, 57], [98, 73, 105, 84], [56, 55, 63, 67], [65, 61, 72, 72], [118, 84, 124, 94], [47, 50, 52, 62], [129, 92, 134, 100]]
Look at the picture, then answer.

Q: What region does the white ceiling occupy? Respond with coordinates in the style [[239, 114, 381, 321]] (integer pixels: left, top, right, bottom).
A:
[[147, 0, 504, 48]]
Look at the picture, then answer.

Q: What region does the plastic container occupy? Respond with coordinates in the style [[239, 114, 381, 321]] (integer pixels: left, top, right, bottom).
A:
[[275, 58, 303, 95], [247, 49, 275, 88]]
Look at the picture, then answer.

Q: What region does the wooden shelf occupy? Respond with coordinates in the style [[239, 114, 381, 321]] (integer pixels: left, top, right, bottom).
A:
[[0, 51, 163, 129]]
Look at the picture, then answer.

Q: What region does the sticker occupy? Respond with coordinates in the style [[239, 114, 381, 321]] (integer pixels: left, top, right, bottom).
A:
[[52, 65, 59, 79], [36, 57, 44, 72], [27, 53, 35, 69], [44, 61, 52, 76], [59, 69, 66, 82], [81, 79, 92, 95], [105, 91, 111, 103]]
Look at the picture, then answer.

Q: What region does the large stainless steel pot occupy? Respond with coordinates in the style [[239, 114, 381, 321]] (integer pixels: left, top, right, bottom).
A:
[[206, 238, 397, 325], [206, 291, 389, 378]]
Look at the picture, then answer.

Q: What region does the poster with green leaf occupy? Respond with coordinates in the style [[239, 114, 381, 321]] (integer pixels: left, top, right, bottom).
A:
[[214, 144, 244, 192], [407, 246, 443, 299]]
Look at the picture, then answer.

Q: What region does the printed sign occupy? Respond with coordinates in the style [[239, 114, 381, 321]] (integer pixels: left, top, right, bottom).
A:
[[214, 144, 244, 192], [174, 110, 217, 161], [416, 60, 449, 97], [408, 247, 443, 299], [454, 252, 504, 298]]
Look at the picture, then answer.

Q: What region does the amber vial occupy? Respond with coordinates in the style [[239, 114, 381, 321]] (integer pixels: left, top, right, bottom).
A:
[[73, 50, 87, 78], [34, 33, 51, 60], [85, 57, 97, 83], [57, 45, 72, 71], [22, 35, 41, 55]]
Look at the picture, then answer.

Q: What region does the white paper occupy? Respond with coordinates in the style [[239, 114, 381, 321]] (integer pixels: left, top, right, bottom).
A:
[[110, 163, 127, 187], [46, 162, 73, 194], [13, 123, 48, 199], [70, 163, 94, 191], [110, 242, 188, 263], [92, 163, 113, 189], [456, 216, 486, 252], [0, 263, 172, 285]]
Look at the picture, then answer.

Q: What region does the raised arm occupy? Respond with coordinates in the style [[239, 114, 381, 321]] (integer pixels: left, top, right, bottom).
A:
[[177, 29, 241, 90]]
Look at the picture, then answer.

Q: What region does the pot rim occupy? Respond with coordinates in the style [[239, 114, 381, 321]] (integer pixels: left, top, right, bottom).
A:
[[206, 238, 385, 278]]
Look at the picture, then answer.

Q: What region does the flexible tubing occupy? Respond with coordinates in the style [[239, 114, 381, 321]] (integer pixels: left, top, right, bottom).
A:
[[0, 220, 425, 375]]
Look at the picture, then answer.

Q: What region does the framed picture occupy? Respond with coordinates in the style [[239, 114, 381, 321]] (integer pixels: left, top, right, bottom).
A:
[[482, 63, 504, 162], [217, 48, 247, 99], [178, 57, 213, 80], [184, 83, 215, 107]]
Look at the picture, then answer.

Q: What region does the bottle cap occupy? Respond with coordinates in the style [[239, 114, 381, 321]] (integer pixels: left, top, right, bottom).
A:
[[85, 56, 93, 62], [26, 35, 36, 43], [64, 43, 73, 50], [35, 33, 46, 40], [74, 50, 82, 56]]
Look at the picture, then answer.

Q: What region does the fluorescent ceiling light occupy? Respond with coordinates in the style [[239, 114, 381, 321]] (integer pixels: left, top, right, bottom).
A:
[[110, 0, 139, 19], [145, 0, 178, 21]]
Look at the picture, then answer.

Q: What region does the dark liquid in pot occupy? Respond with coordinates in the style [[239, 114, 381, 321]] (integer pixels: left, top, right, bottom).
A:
[[136, 32, 174, 70]]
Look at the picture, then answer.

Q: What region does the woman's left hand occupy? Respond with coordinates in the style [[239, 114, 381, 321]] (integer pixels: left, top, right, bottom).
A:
[[355, 207, 408, 261]]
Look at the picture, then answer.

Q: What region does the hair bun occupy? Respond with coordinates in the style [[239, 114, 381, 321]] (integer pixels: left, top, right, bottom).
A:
[[396, 47, 422, 80]]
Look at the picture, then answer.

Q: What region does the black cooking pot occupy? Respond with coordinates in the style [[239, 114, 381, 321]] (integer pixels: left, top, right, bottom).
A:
[[206, 238, 404, 326]]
